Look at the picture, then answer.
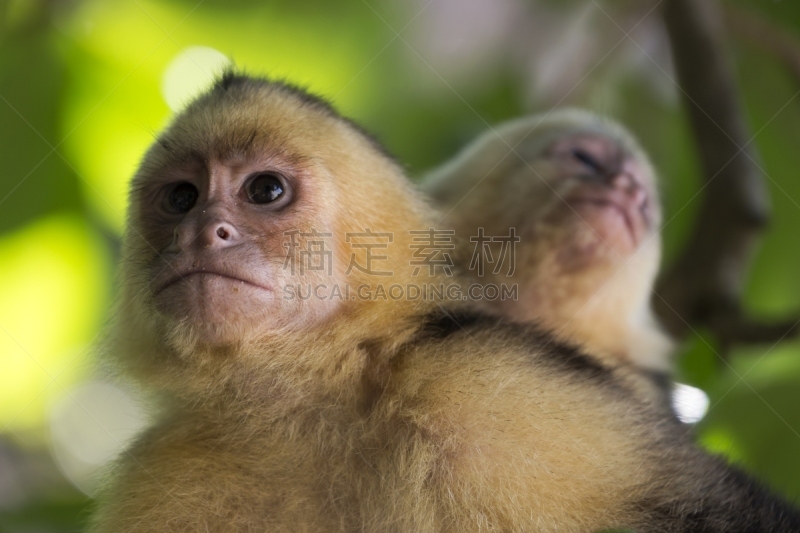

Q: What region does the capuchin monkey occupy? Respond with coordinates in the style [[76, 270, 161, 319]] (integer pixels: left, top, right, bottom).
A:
[[91, 73, 800, 532], [422, 111, 674, 397]]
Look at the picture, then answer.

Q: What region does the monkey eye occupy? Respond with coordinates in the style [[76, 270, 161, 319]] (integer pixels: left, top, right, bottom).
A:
[[245, 173, 285, 204], [571, 149, 603, 173], [164, 182, 198, 214]]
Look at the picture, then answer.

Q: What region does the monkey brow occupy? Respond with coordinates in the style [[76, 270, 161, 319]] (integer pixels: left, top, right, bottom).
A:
[[149, 135, 313, 181], [155, 130, 258, 168]]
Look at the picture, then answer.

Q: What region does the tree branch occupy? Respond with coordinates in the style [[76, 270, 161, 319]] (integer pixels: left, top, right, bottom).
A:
[[656, 0, 771, 355]]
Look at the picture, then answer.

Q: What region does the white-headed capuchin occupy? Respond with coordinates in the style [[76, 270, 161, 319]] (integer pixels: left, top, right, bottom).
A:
[[91, 74, 800, 532], [422, 111, 674, 398]]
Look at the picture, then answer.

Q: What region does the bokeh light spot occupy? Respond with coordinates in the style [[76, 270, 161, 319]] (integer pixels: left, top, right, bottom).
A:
[[161, 46, 231, 112], [49, 380, 148, 496], [671, 382, 710, 424]]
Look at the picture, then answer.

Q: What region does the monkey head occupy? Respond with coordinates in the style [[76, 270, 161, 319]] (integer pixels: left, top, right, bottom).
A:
[[423, 109, 671, 369], [113, 74, 428, 393]]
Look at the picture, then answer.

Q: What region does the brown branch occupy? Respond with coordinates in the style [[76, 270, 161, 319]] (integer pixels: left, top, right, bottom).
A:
[[656, 0, 770, 355]]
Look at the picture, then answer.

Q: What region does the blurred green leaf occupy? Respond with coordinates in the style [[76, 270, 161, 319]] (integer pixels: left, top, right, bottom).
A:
[[0, 11, 83, 234]]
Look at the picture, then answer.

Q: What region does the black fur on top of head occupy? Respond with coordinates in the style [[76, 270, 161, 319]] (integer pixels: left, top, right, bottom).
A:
[[213, 69, 338, 117], [205, 68, 401, 167]]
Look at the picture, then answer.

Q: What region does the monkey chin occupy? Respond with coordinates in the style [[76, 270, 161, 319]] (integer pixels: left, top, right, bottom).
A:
[[153, 273, 281, 351], [152, 273, 344, 355], [551, 200, 650, 272]]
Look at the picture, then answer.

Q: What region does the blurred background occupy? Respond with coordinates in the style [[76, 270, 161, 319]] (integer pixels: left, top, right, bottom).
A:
[[2, 0, 800, 530]]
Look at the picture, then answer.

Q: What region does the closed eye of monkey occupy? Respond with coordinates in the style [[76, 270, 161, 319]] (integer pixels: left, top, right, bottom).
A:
[[423, 111, 674, 387], [91, 74, 800, 532]]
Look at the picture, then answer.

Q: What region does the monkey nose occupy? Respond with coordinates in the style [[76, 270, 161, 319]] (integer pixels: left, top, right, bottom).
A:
[[200, 220, 239, 248], [609, 172, 635, 191], [608, 173, 647, 205]]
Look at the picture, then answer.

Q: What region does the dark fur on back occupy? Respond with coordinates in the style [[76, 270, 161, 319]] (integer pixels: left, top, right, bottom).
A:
[[412, 307, 616, 382], [638, 461, 800, 532]]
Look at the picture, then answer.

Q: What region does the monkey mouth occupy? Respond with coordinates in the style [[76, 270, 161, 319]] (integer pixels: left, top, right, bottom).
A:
[[566, 193, 649, 248], [154, 268, 271, 296]]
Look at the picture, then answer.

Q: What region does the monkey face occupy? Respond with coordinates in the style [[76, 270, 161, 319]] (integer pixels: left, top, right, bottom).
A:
[[538, 132, 659, 266], [130, 150, 344, 348], [498, 128, 665, 349]]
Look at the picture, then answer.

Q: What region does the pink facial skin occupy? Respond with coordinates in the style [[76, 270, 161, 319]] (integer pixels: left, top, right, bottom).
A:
[[544, 133, 656, 262]]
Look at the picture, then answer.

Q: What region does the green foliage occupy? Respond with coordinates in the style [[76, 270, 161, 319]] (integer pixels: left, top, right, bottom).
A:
[[0, 495, 92, 532]]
